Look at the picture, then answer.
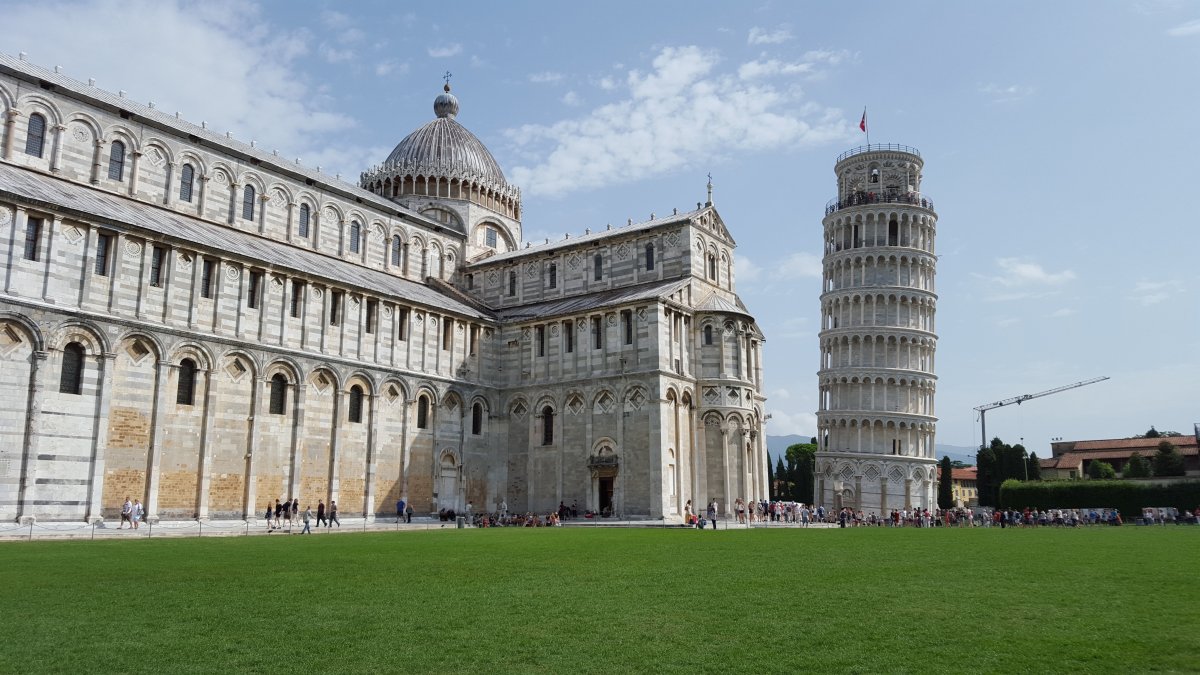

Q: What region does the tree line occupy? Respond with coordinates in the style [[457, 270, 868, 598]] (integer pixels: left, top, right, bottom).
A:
[[768, 440, 816, 503]]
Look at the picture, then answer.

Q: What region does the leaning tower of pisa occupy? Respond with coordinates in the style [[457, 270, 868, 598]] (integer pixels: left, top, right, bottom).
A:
[[814, 144, 938, 514]]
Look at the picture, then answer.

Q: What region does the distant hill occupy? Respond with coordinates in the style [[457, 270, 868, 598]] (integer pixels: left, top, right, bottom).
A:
[[766, 435, 978, 466]]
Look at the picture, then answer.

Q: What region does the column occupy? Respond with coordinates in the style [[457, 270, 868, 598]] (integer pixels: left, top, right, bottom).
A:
[[327, 387, 343, 505], [127, 150, 142, 197], [49, 124, 65, 173], [242, 375, 264, 520], [143, 361, 171, 521], [721, 426, 731, 517], [4, 206, 23, 294], [2, 109, 20, 159], [257, 193, 269, 235], [162, 162, 176, 207], [196, 175, 209, 217], [90, 138, 107, 184], [362, 391, 378, 521], [194, 365, 219, 520], [287, 383, 307, 501], [15, 351, 48, 523], [85, 352, 116, 522], [228, 182, 239, 225]]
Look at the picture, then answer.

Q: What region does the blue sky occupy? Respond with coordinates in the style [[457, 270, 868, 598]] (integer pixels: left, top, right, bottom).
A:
[[9, 0, 1198, 452]]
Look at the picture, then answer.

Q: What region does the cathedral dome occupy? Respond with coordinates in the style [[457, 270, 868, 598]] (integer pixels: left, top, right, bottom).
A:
[[381, 84, 509, 190]]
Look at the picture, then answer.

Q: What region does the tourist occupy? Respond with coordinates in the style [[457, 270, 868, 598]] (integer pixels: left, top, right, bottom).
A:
[[300, 505, 312, 534], [405, 501, 413, 523], [684, 499, 692, 523], [317, 500, 327, 528], [120, 497, 132, 529], [132, 500, 143, 529], [274, 499, 283, 529], [292, 498, 299, 526], [707, 499, 718, 529], [264, 502, 274, 530], [500, 499, 508, 518], [329, 500, 340, 527], [397, 498, 405, 524]]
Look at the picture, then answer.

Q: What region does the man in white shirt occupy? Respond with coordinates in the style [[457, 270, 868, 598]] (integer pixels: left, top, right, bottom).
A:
[[120, 497, 132, 529]]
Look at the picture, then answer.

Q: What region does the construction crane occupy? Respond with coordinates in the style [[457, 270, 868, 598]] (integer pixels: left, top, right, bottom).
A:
[[974, 376, 1110, 450]]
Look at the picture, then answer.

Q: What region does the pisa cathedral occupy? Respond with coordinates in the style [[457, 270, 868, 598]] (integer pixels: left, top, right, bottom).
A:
[[0, 54, 767, 524]]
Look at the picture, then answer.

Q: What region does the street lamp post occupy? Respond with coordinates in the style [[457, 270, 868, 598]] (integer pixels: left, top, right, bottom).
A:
[[1020, 437, 1029, 481]]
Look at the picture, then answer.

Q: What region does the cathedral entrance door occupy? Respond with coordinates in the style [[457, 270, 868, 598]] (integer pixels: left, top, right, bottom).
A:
[[598, 476, 615, 517], [438, 453, 460, 511]]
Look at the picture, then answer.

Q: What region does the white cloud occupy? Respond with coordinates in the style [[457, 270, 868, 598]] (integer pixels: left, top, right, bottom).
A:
[[993, 258, 1076, 286], [734, 253, 763, 283], [1166, 18, 1200, 36], [1130, 279, 1185, 305], [1050, 308, 1078, 318], [597, 76, 618, 91], [778, 251, 823, 279], [996, 317, 1021, 327], [979, 82, 1035, 103], [748, 25, 793, 45], [319, 44, 355, 63], [770, 388, 791, 400], [375, 60, 408, 77], [506, 46, 846, 197], [428, 43, 463, 58], [561, 91, 581, 106], [767, 409, 817, 437], [529, 71, 565, 84], [738, 58, 813, 79], [3, 0, 378, 178]]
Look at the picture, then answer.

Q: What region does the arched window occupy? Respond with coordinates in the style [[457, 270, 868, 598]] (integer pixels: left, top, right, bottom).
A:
[[704, 324, 714, 345], [59, 342, 85, 395], [348, 385, 364, 423], [472, 402, 483, 435], [645, 243, 655, 271], [24, 113, 46, 158], [179, 163, 195, 202], [298, 204, 310, 238], [242, 185, 256, 221], [708, 255, 717, 280], [542, 406, 554, 445], [176, 358, 197, 405], [417, 395, 430, 429], [391, 235, 402, 266], [108, 141, 126, 181], [269, 373, 287, 415], [349, 221, 361, 253]]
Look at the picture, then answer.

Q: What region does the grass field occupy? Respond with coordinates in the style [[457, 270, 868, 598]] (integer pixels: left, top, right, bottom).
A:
[[2, 527, 1198, 674]]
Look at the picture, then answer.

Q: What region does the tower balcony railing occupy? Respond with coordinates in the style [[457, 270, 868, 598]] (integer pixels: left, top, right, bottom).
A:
[[835, 144, 921, 164], [825, 191, 935, 216]]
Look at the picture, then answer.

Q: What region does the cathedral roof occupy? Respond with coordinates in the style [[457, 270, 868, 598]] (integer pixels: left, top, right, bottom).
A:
[[493, 278, 691, 321], [378, 84, 512, 193], [0, 164, 491, 321]]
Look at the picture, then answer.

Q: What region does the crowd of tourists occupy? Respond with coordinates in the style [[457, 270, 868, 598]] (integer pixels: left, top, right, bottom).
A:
[[264, 498, 339, 534]]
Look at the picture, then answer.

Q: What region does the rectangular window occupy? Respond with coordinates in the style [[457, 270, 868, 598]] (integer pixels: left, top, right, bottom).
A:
[[508, 270, 517, 296], [548, 263, 557, 289], [621, 310, 633, 345], [200, 259, 215, 298], [646, 244, 655, 271], [469, 325, 478, 355], [536, 325, 545, 356], [23, 217, 42, 261], [247, 270, 261, 309], [330, 291, 342, 326], [593, 254, 603, 281], [95, 233, 111, 276], [397, 308, 409, 341], [564, 320, 574, 353], [467, 273, 474, 290], [486, 227, 497, 248], [365, 299, 377, 334], [290, 280, 304, 318], [442, 319, 452, 350], [149, 246, 165, 287], [592, 316, 603, 350]]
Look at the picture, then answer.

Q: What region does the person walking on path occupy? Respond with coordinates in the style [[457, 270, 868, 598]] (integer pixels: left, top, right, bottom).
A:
[[132, 500, 144, 529], [301, 506, 312, 534], [317, 500, 327, 528], [329, 500, 340, 527], [120, 497, 132, 529], [707, 500, 718, 530], [397, 499, 405, 524], [405, 501, 413, 523]]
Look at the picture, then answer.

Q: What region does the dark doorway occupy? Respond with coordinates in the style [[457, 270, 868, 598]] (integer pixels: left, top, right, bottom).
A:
[[599, 476, 615, 516]]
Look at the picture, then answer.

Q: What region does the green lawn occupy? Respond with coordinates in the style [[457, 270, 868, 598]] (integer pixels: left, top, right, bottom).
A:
[[2, 527, 1197, 674]]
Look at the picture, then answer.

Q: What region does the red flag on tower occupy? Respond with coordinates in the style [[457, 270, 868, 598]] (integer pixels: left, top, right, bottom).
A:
[[859, 108, 867, 133]]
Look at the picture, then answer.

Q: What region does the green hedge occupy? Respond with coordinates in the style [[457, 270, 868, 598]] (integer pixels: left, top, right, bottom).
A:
[[999, 479, 1200, 515]]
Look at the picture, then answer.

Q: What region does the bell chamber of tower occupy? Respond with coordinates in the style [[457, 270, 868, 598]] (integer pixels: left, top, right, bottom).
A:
[[814, 144, 939, 515]]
